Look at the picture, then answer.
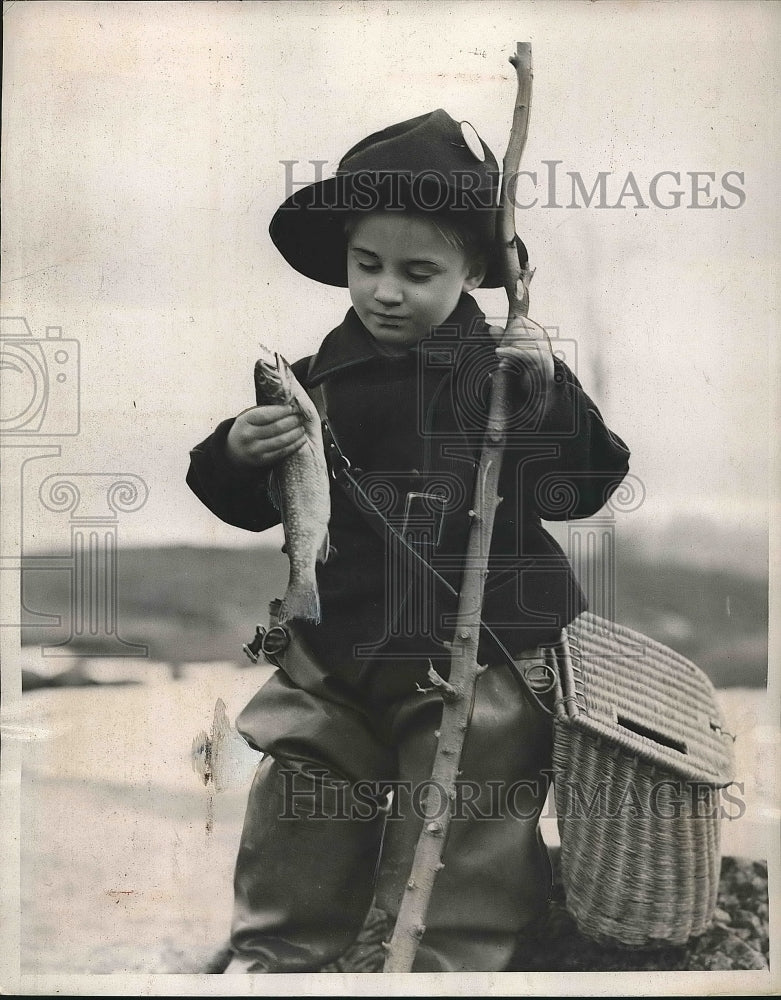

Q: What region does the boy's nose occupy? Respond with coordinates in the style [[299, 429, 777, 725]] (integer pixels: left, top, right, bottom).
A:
[[373, 277, 404, 305]]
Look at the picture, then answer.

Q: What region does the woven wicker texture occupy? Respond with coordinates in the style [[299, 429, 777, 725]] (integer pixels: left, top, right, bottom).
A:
[[563, 612, 735, 785], [551, 612, 736, 947]]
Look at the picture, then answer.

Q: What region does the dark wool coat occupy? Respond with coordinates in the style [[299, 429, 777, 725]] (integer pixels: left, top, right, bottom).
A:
[[187, 294, 630, 705]]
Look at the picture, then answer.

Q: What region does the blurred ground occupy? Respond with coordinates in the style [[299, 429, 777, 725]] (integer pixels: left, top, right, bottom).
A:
[[7, 657, 775, 975]]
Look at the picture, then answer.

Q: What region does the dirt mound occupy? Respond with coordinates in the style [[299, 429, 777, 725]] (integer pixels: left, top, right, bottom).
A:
[[195, 851, 768, 974]]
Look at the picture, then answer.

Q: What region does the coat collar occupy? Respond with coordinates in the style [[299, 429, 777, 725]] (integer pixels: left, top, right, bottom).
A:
[[305, 293, 488, 385]]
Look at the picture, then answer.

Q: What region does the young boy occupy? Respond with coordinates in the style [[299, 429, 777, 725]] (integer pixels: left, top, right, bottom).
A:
[[187, 109, 630, 973]]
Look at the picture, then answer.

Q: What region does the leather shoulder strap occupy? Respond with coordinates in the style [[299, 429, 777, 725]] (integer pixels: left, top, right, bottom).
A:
[[306, 355, 328, 421]]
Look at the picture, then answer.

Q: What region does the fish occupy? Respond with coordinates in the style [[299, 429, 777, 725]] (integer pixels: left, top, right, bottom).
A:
[[254, 347, 331, 624]]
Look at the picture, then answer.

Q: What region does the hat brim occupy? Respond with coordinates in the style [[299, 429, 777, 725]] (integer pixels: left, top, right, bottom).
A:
[[269, 175, 519, 289]]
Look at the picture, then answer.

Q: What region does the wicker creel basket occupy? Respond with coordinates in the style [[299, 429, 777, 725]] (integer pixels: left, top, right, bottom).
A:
[[549, 611, 736, 948]]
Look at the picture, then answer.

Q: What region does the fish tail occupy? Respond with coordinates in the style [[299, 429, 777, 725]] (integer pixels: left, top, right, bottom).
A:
[[279, 579, 321, 624]]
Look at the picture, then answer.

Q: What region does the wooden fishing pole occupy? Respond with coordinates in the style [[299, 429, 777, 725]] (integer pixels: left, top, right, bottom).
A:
[[382, 42, 536, 974]]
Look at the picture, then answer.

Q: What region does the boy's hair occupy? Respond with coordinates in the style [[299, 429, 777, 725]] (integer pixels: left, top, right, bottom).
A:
[[344, 210, 491, 274]]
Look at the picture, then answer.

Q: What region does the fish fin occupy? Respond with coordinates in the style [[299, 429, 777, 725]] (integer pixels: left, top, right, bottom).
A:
[[275, 352, 296, 404], [317, 531, 336, 563], [279, 583, 321, 625], [267, 470, 283, 513]]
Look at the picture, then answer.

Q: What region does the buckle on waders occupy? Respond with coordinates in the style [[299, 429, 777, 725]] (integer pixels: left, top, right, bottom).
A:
[[242, 623, 290, 664], [523, 661, 556, 694]]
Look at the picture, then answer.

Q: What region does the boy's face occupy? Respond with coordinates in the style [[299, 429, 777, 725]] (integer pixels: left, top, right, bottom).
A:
[[346, 212, 485, 351]]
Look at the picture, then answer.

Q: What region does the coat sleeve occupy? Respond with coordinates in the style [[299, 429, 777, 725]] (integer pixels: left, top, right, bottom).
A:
[[506, 354, 631, 521], [185, 356, 313, 532], [186, 417, 281, 531]]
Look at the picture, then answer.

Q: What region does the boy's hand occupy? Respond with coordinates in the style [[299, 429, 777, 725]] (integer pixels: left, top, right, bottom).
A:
[[490, 316, 555, 394], [226, 403, 307, 470]]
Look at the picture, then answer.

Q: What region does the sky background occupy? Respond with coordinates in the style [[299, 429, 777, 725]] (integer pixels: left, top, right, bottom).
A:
[[2, 0, 778, 574]]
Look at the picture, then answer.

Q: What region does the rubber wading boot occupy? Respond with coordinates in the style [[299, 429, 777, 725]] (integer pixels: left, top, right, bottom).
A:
[[375, 660, 554, 972], [228, 755, 386, 973]]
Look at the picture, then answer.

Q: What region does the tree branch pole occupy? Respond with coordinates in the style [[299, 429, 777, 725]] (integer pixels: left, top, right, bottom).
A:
[[383, 43, 534, 973]]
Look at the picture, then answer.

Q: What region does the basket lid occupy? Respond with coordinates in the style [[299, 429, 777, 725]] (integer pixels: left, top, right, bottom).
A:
[[560, 613, 736, 785]]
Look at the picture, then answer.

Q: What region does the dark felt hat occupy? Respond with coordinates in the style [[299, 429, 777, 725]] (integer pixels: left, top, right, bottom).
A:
[[269, 109, 526, 288]]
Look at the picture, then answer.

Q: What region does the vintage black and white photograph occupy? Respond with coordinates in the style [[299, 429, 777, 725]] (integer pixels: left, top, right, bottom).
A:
[[1, 1, 778, 995]]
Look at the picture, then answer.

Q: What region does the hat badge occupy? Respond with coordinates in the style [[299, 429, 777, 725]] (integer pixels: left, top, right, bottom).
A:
[[460, 121, 486, 162]]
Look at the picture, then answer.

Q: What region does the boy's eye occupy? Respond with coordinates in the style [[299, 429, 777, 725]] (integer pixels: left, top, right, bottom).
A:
[[357, 262, 381, 273], [406, 270, 435, 283]]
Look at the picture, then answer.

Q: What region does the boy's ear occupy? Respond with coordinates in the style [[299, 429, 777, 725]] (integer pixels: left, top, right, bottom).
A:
[[462, 258, 487, 292]]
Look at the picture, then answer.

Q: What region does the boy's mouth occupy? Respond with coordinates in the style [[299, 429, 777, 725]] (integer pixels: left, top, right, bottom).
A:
[[372, 312, 408, 327]]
